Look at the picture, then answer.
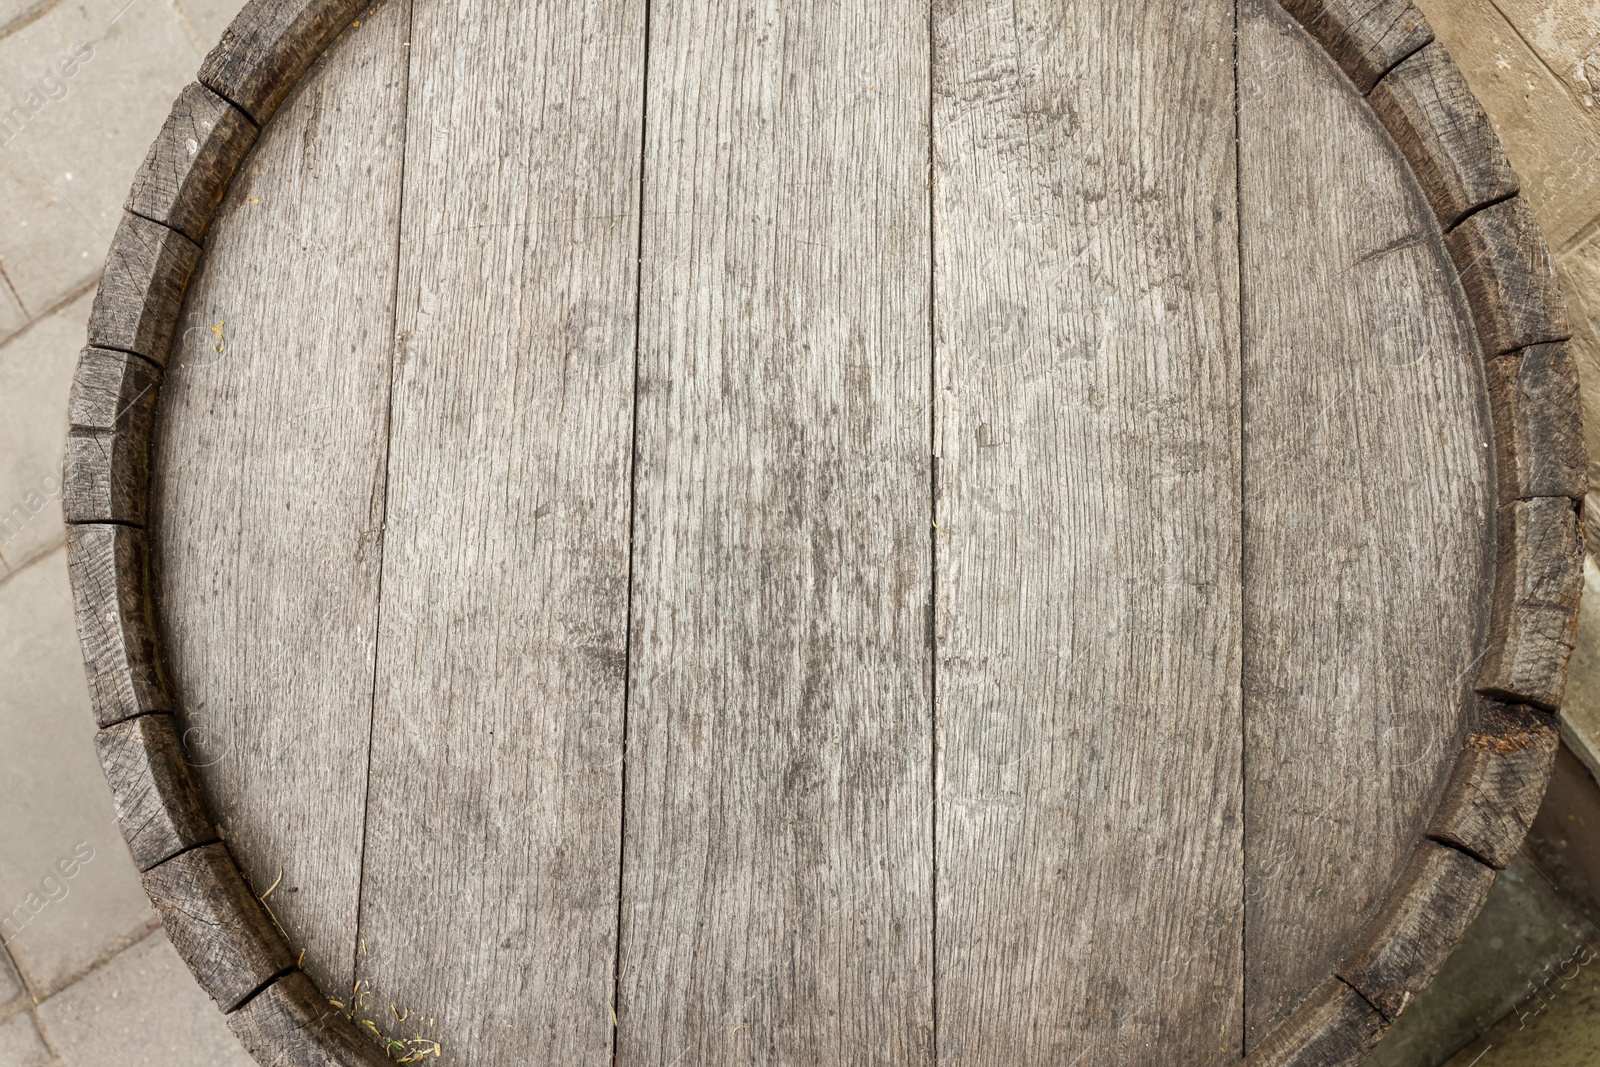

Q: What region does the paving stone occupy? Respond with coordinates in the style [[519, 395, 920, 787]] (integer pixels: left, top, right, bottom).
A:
[[0, 0, 196, 314], [1489, 0, 1600, 110], [0, 0, 58, 41], [0, 1011, 56, 1067], [1563, 558, 1600, 778], [171, 0, 251, 55], [34, 932, 250, 1067], [0, 277, 25, 340], [1555, 232, 1600, 494], [0, 548, 155, 995], [0, 290, 90, 580], [1417, 0, 1600, 249], [0, 951, 24, 1014]]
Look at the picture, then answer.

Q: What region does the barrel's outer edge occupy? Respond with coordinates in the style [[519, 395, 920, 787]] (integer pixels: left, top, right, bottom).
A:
[[66, 0, 1582, 1063]]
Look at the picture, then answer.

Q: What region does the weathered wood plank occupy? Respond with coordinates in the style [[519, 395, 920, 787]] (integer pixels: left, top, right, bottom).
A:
[[227, 972, 390, 1067], [66, 524, 171, 727], [1428, 701, 1559, 869], [96, 713, 218, 872], [126, 82, 260, 243], [1336, 841, 1497, 1021], [1242, 979, 1388, 1067], [63, 432, 148, 526], [69, 347, 162, 432], [86, 212, 201, 366], [355, 2, 646, 1063], [1477, 497, 1584, 710], [142, 842, 295, 1012], [933, 1, 1240, 1062], [1446, 197, 1571, 357], [1368, 42, 1519, 228], [199, 0, 370, 125], [1278, 0, 1433, 92], [152, 0, 410, 999], [64, 348, 161, 526], [108, 0, 1544, 1058], [1485, 343, 1587, 502], [618, 3, 932, 1064], [1239, 0, 1491, 1048]]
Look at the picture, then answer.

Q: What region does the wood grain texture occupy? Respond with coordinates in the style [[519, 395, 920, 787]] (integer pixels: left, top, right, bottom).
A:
[[1278, 0, 1433, 92], [199, 0, 370, 124], [69, 347, 162, 432], [64, 348, 161, 526], [126, 82, 260, 243], [63, 432, 148, 525], [227, 972, 390, 1067], [152, 0, 410, 999], [617, 3, 931, 1065], [354, 2, 644, 1063], [1446, 197, 1572, 356], [86, 212, 201, 366], [66, 524, 171, 727], [1428, 702, 1559, 869], [933, 1, 1239, 1063], [1241, 979, 1388, 1067], [95, 713, 217, 872], [1336, 841, 1497, 1021], [1478, 497, 1584, 710], [1239, 0, 1491, 1047], [88, 0, 1560, 1059], [1486, 343, 1587, 501], [1367, 42, 1518, 228], [142, 842, 295, 1012]]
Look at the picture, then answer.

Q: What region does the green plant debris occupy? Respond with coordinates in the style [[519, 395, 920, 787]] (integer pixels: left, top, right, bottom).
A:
[[339, 976, 444, 1062]]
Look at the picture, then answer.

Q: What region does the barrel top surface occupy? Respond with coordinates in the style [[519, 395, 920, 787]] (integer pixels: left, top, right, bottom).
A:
[[65, 0, 1584, 1064]]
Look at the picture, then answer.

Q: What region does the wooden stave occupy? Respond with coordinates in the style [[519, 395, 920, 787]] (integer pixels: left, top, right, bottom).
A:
[[56, 0, 1581, 1060]]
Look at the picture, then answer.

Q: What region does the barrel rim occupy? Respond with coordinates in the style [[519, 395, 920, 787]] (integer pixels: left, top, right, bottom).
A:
[[61, 0, 1583, 1061]]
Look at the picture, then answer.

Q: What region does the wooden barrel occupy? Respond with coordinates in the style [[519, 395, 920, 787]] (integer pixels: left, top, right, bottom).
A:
[[64, 0, 1583, 1063]]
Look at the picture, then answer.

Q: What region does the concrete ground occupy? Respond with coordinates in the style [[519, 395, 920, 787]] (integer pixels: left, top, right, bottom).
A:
[[0, 0, 1595, 1064]]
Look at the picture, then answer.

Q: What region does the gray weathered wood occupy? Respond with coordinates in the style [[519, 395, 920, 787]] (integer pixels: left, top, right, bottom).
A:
[[1446, 197, 1572, 356], [1242, 979, 1388, 1067], [96, 713, 218, 872], [1239, 0, 1491, 1047], [227, 972, 391, 1067], [127, 83, 260, 243], [69, 347, 162, 432], [152, 0, 411, 1000], [1478, 497, 1585, 710], [63, 348, 161, 526], [199, 0, 370, 125], [66, 524, 171, 727], [1368, 42, 1519, 228], [63, 432, 148, 526], [618, 3, 932, 1064], [933, 1, 1239, 1062], [142, 842, 295, 1012], [1278, 0, 1433, 92], [87, 0, 1578, 1060], [1336, 841, 1497, 1021], [353, 1, 644, 1063], [1428, 701, 1559, 869], [86, 212, 201, 366], [1485, 343, 1587, 501]]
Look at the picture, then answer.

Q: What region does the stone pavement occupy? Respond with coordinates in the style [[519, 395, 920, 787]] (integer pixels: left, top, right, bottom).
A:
[[0, 0, 1595, 1064]]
